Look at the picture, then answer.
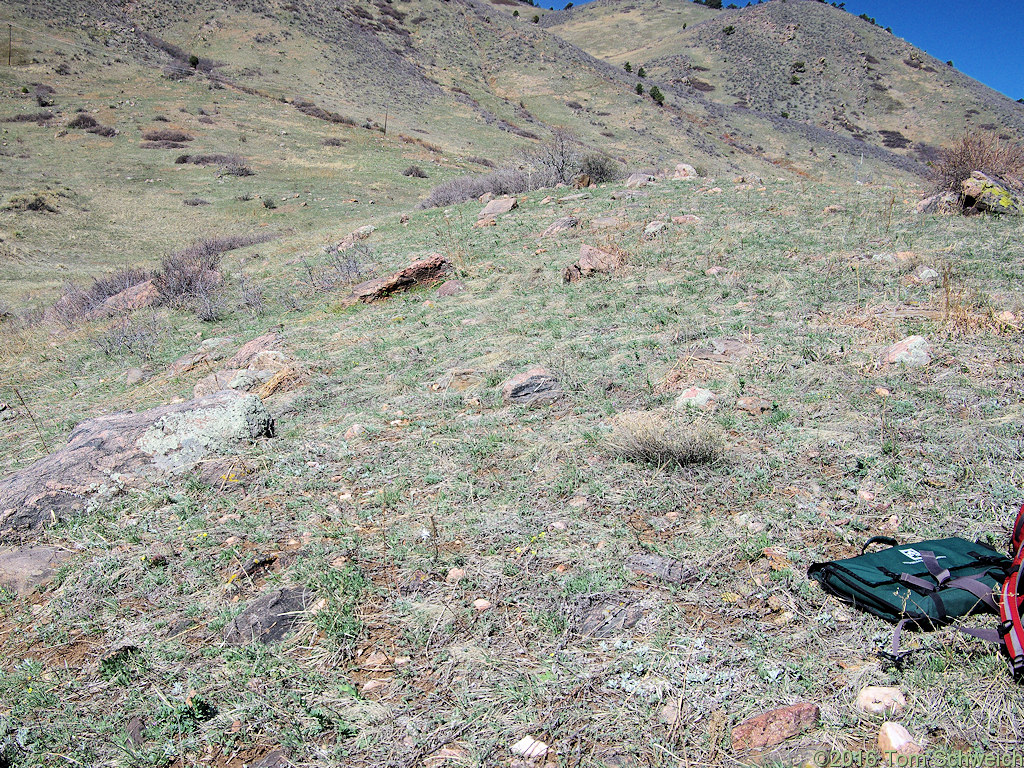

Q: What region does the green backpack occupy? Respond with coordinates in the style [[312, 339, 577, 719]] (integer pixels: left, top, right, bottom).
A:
[[808, 536, 1010, 648]]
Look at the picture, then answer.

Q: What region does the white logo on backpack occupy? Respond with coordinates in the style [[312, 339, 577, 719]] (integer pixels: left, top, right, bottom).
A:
[[900, 548, 947, 565]]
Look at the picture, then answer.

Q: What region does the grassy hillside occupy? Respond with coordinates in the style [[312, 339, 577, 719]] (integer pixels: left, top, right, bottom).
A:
[[546, 0, 1024, 164], [1, 0, 935, 306], [2, 165, 1024, 767], [1, 1, 1023, 766]]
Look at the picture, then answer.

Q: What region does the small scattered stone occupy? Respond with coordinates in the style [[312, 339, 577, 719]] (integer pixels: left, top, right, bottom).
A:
[[855, 687, 907, 716], [731, 702, 820, 752], [0, 546, 70, 596], [542, 216, 579, 236], [437, 280, 466, 297], [675, 386, 715, 410], [473, 598, 492, 611], [672, 163, 698, 179], [883, 335, 932, 368], [823, 205, 845, 215], [625, 173, 655, 189], [643, 221, 667, 237], [125, 368, 145, 386], [511, 736, 548, 759], [446, 568, 466, 583], [344, 424, 367, 440], [479, 197, 517, 219], [502, 367, 561, 405], [912, 265, 939, 283], [878, 722, 923, 755], [672, 214, 702, 226], [736, 396, 773, 416]]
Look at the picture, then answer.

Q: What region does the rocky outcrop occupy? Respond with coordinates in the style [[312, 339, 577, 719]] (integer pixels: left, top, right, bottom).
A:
[[343, 255, 451, 305], [0, 390, 274, 541], [562, 244, 625, 283]]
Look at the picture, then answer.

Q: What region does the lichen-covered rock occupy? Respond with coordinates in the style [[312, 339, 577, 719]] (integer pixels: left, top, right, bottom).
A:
[[0, 390, 274, 541], [883, 335, 931, 368], [961, 172, 1024, 215]]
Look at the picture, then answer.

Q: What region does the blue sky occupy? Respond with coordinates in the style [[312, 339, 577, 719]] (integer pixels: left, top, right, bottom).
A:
[[535, 0, 1024, 101]]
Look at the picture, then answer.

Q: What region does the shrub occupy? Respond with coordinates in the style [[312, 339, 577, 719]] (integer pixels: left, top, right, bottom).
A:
[[183, 198, 210, 206], [89, 267, 153, 302], [637, 66, 646, 78], [88, 125, 117, 137], [402, 164, 428, 178], [322, 137, 346, 146], [143, 128, 193, 142], [466, 155, 495, 168], [624, 62, 632, 73], [66, 113, 99, 129], [418, 167, 538, 209], [580, 153, 620, 183], [93, 315, 163, 360], [606, 411, 723, 468], [723, 25, 736, 35], [531, 14, 540, 22], [635, 83, 643, 95], [221, 163, 255, 177], [932, 132, 1024, 193], [649, 86, 665, 105]]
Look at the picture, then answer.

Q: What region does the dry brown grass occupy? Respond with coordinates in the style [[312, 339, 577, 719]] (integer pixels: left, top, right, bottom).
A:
[[606, 410, 724, 467]]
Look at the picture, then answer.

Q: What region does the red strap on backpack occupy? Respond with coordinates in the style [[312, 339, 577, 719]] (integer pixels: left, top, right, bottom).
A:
[[999, 502, 1024, 681]]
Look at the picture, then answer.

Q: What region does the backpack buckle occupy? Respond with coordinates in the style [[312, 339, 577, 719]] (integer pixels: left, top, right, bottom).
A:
[[1010, 655, 1024, 682], [999, 620, 1015, 638]]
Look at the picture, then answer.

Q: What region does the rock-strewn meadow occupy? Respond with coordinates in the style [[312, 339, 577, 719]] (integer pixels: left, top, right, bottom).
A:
[[1, 0, 1023, 765]]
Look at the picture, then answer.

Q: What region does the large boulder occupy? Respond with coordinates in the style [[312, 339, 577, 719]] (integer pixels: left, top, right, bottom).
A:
[[343, 255, 451, 306], [562, 244, 626, 283], [961, 171, 1024, 215], [0, 390, 274, 541]]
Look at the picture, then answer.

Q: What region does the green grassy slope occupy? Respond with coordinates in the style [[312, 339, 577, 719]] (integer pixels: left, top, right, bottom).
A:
[[1, 170, 1023, 767]]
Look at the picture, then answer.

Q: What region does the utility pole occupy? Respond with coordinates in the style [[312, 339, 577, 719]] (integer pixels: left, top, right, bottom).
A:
[[383, 103, 388, 136], [7, 25, 11, 67]]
